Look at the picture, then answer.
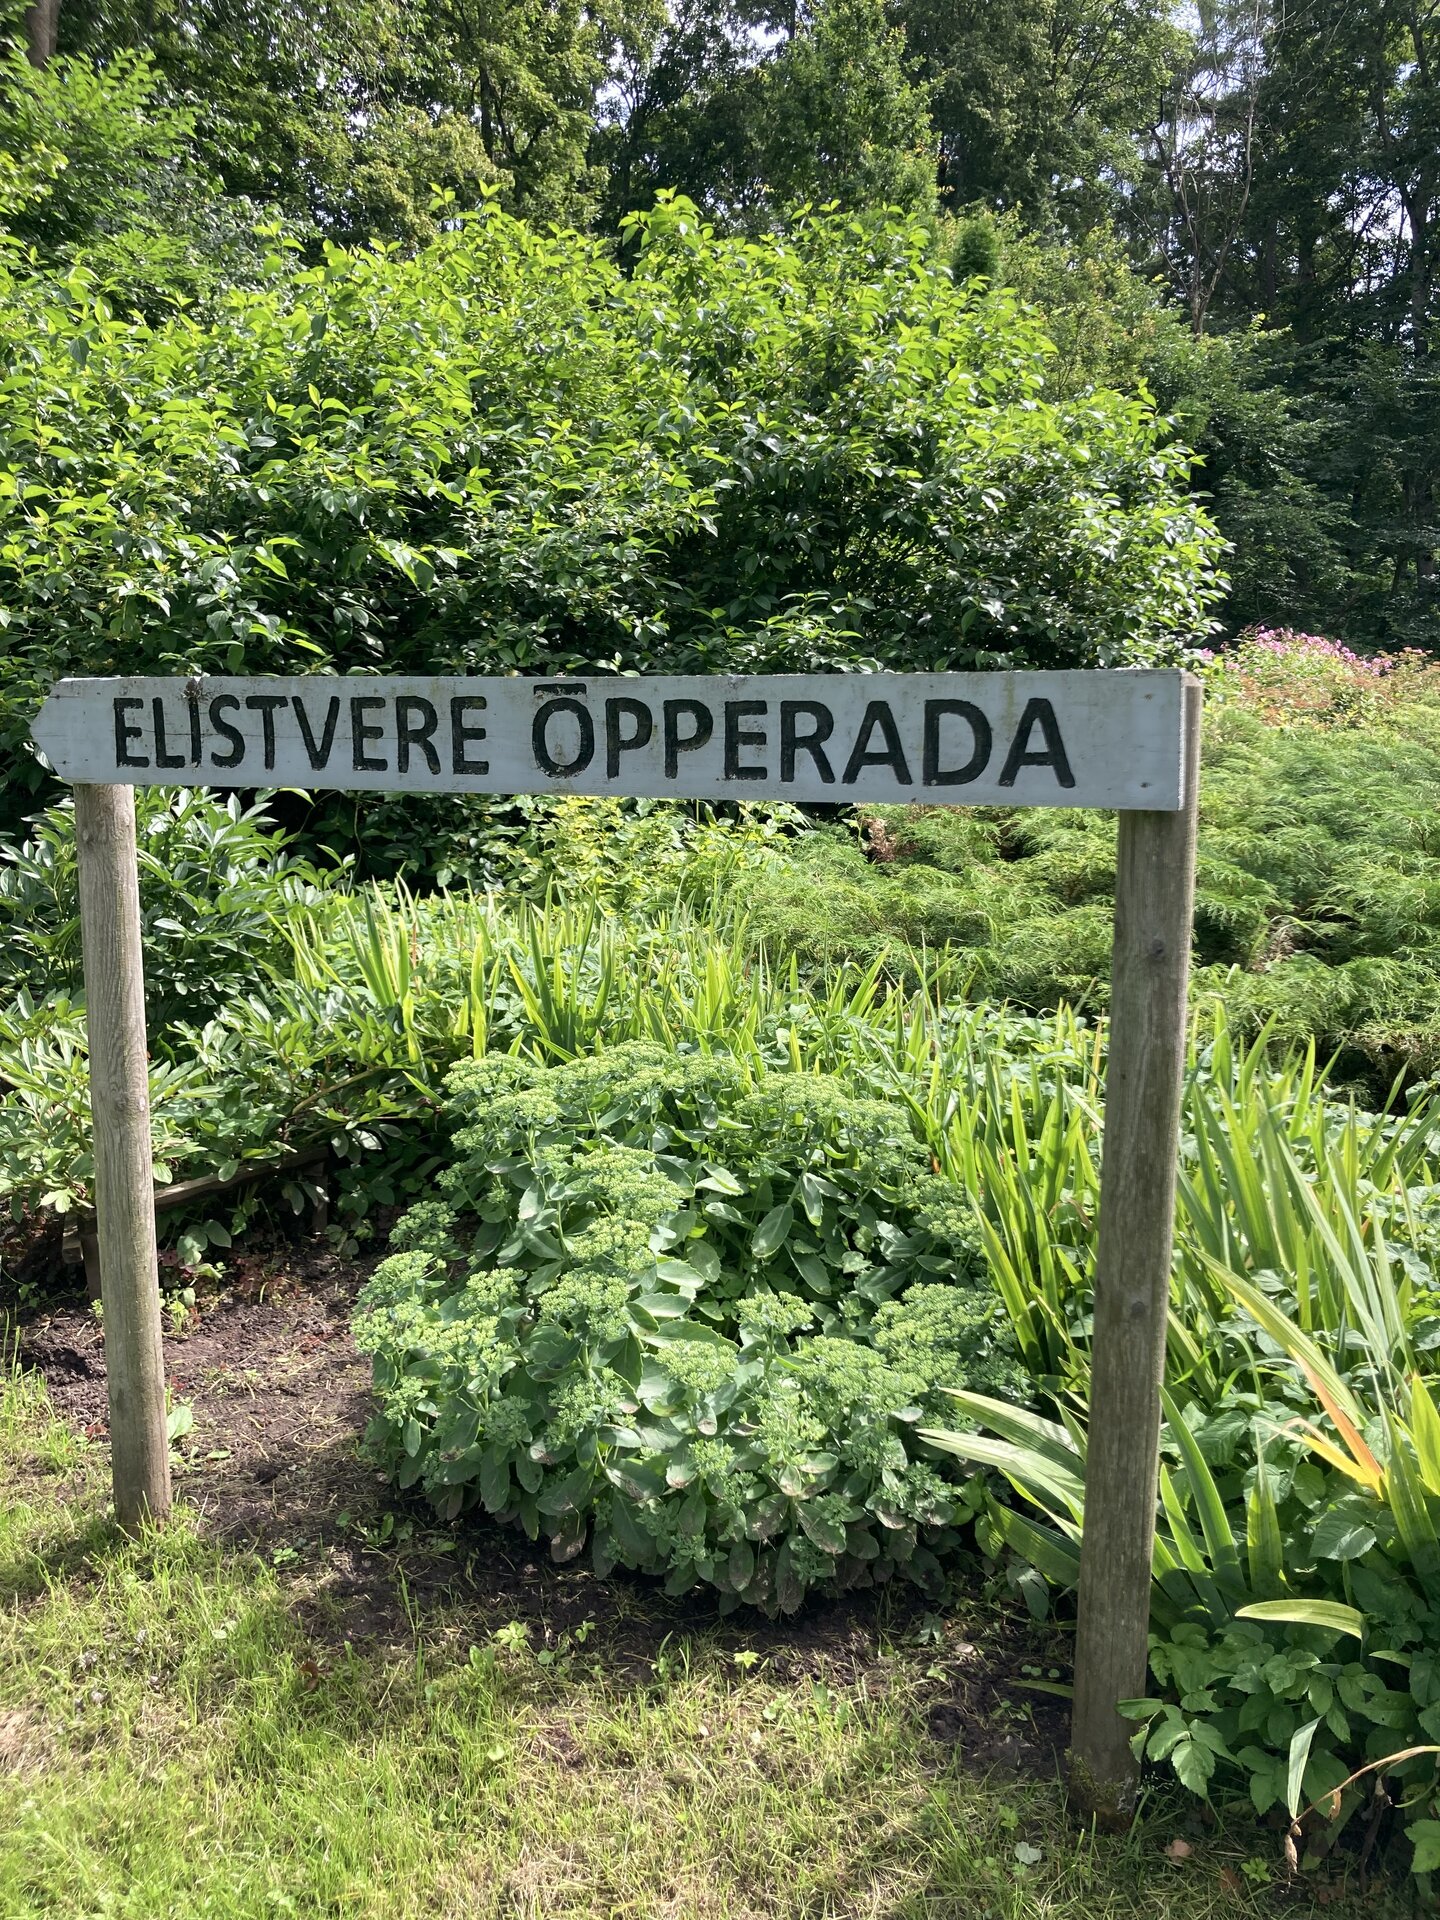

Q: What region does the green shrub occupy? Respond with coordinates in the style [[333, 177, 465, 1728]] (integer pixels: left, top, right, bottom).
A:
[[392, 792, 801, 904], [0, 787, 331, 1026], [0, 788, 425, 1240], [3, 197, 1222, 842], [354, 1043, 1020, 1611], [931, 1338, 1440, 1873], [920, 1027, 1440, 1882]]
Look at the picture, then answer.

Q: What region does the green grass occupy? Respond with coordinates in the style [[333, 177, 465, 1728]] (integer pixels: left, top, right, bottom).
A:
[[0, 1367, 1398, 1920]]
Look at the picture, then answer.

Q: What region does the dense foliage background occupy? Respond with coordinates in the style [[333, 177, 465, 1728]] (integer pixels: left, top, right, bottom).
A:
[[3, 0, 1435, 654], [0, 198, 1219, 835]]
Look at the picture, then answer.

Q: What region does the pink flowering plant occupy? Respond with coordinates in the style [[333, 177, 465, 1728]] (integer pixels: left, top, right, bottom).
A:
[[1205, 627, 1440, 729]]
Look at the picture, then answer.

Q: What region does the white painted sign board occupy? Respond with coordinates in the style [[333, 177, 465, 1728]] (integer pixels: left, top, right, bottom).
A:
[[32, 671, 1189, 809]]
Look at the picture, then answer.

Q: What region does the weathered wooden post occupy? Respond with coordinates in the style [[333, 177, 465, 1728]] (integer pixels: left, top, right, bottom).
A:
[[1068, 674, 1202, 1824], [73, 783, 172, 1530]]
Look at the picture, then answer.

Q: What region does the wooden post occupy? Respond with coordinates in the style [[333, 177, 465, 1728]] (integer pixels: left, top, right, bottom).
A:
[[74, 784, 172, 1530], [1069, 675, 1201, 1825]]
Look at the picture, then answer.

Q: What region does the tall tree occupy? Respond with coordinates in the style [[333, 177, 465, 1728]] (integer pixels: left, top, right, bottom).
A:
[[896, 0, 1182, 221], [597, 0, 934, 231], [1136, 0, 1269, 336], [594, 0, 758, 229], [59, 0, 608, 238], [1135, 0, 1439, 639], [754, 0, 935, 215]]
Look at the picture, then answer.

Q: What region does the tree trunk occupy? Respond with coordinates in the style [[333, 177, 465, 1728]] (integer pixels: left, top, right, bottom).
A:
[[24, 0, 60, 66], [1261, 216, 1277, 311]]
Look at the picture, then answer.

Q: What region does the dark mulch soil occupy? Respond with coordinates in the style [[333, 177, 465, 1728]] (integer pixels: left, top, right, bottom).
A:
[[10, 1229, 1071, 1776]]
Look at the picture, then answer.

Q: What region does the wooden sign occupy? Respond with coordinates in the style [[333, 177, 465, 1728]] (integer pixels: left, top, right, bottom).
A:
[[35, 665, 1202, 1828], [33, 671, 1190, 809]]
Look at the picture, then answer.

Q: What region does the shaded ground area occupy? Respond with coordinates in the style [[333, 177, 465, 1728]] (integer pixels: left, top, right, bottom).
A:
[[12, 1235, 1070, 1779]]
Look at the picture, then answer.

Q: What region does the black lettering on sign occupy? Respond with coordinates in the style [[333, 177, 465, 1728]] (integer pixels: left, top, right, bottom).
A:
[[923, 700, 991, 786], [780, 701, 835, 784], [396, 696, 440, 776], [723, 701, 767, 781], [663, 699, 712, 778], [152, 698, 185, 769], [350, 696, 387, 772], [114, 697, 148, 768], [293, 695, 340, 770], [997, 698, 1075, 789], [842, 701, 912, 786], [606, 697, 653, 779], [187, 696, 202, 767], [209, 695, 245, 768], [450, 697, 488, 774], [533, 697, 594, 777], [246, 693, 289, 771]]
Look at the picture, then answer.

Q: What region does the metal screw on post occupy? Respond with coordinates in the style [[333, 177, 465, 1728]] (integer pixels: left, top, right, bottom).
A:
[[74, 783, 172, 1531], [1068, 676, 1202, 1826]]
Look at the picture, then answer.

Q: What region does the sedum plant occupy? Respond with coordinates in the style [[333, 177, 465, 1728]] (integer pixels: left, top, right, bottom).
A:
[[354, 1044, 1020, 1612]]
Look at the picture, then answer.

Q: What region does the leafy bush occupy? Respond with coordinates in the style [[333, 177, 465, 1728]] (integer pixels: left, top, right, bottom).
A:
[[354, 1043, 1020, 1611], [329, 790, 801, 895], [2, 196, 1222, 837], [0, 815, 1097, 1256], [0, 833, 888, 1238], [930, 1332, 1440, 1873], [0, 46, 197, 262], [0, 788, 422, 1239], [0, 787, 331, 1025], [0, 42, 290, 324], [917, 1011, 1440, 1881]]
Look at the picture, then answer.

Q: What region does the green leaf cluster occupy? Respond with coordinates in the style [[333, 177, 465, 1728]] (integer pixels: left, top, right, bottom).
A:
[[354, 1042, 1019, 1611], [0, 786, 330, 1027]]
